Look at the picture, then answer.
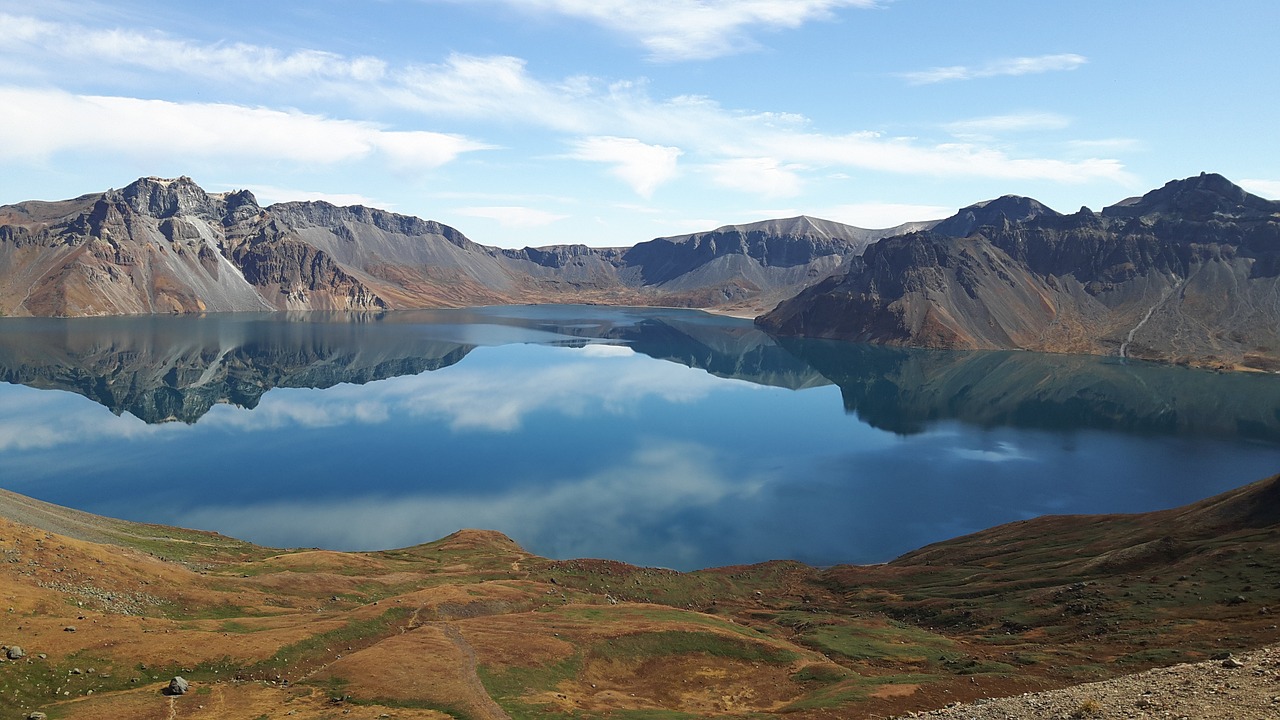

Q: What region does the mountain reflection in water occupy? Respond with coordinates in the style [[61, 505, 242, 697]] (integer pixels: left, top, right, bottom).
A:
[[0, 306, 1277, 569]]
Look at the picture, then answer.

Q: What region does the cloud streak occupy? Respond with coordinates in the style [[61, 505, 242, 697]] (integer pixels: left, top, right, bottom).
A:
[[455, 206, 570, 228], [0, 87, 490, 170], [567, 136, 684, 197], [903, 53, 1088, 85], [436, 0, 880, 61], [0, 12, 1128, 193]]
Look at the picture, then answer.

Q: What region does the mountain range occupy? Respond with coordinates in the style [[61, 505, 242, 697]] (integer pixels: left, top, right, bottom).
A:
[[758, 173, 1280, 370], [0, 176, 916, 318], [3, 173, 1278, 369]]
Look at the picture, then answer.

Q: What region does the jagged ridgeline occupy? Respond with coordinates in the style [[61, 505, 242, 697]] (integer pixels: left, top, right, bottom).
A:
[[759, 174, 1280, 370], [0, 176, 916, 318]]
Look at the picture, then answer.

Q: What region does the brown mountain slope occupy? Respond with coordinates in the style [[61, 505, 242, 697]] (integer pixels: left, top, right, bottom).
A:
[[0, 177, 911, 318], [3, 474, 1280, 719], [758, 173, 1280, 370]]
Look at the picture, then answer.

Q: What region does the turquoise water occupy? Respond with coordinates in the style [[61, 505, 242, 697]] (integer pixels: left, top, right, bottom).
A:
[[1, 306, 1277, 570]]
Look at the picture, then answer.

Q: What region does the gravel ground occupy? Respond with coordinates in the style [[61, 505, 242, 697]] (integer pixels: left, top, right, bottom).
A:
[[897, 645, 1280, 719], [0, 489, 123, 545]]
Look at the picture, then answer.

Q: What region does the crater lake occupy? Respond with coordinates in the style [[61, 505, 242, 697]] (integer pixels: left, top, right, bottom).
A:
[[1, 305, 1278, 571]]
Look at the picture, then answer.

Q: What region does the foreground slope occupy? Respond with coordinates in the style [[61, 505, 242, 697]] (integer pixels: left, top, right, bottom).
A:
[[759, 173, 1280, 369], [0, 177, 912, 317], [2, 473, 1279, 719]]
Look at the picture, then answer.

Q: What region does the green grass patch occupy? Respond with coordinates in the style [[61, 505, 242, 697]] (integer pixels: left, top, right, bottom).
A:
[[249, 607, 413, 679], [478, 655, 582, 720], [784, 673, 937, 711], [592, 630, 796, 664], [0, 652, 243, 714], [791, 663, 854, 683], [798, 620, 953, 661]]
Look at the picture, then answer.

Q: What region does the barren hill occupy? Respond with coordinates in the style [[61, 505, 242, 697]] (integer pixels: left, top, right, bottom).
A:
[[758, 173, 1280, 370]]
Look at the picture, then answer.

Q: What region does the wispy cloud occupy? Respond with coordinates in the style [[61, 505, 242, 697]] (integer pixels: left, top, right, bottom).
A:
[[436, 0, 880, 61], [1241, 179, 1280, 199], [822, 202, 952, 229], [903, 53, 1088, 85], [0, 13, 1129, 191], [455, 206, 570, 228], [0, 87, 491, 170], [0, 12, 388, 83], [944, 112, 1073, 138], [566, 136, 684, 197], [706, 157, 805, 197], [241, 185, 388, 208]]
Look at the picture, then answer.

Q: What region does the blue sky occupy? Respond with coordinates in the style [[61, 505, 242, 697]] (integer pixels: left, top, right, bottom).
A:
[[2, 0, 1277, 248]]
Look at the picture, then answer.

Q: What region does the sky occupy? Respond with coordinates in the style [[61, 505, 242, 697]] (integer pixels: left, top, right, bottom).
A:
[[1, 1, 1277, 249]]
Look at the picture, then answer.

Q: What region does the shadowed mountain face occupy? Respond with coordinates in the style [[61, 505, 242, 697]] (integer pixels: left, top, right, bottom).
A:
[[758, 174, 1280, 370], [0, 177, 916, 318]]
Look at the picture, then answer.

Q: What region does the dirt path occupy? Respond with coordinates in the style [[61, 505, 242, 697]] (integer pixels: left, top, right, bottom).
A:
[[441, 624, 512, 720], [897, 644, 1280, 719]]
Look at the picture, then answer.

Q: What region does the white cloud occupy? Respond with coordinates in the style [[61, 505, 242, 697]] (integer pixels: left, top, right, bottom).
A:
[[0, 12, 388, 84], [0, 13, 1129, 191], [752, 131, 1130, 183], [944, 112, 1073, 138], [706, 157, 805, 197], [0, 87, 490, 170], [1241, 179, 1280, 200], [1065, 138, 1142, 154], [903, 53, 1088, 85], [440, 0, 880, 61], [455, 206, 570, 228], [241, 185, 386, 208], [567, 136, 683, 197], [823, 202, 952, 229]]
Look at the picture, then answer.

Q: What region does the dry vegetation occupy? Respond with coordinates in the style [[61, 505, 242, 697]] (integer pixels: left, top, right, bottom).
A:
[[2, 474, 1279, 720]]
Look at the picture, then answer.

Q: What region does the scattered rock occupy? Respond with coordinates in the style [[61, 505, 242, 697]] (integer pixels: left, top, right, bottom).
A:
[[27, 713, 47, 720], [62, 626, 76, 632], [1223, 658, 1245, 668], [166, 676, 190, 695], [5, 645, 24, 660]]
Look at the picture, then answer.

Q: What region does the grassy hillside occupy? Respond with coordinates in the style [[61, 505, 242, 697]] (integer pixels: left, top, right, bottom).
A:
[[1, 475, 1278, 719]]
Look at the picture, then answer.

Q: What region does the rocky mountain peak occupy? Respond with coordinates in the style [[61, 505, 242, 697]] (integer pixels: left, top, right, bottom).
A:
[[1103, 172, 1277, 221], [932, 195, 1061, 238], [116, 176, 219, 220]]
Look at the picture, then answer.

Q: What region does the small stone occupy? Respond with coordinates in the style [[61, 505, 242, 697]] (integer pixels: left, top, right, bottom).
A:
[[5, 645, 24, 660], [62, 626, 76, 632], [1223, 658, 1245, 668], [166, 676, 190, 695], [27, 713, 47, 720]]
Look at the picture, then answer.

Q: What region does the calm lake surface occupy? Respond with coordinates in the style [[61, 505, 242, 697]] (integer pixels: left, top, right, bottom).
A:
[[1, 306, 1278, 571]]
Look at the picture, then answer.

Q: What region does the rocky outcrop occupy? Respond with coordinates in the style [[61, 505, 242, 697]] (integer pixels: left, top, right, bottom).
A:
[[758, 174, 1280, 369], [0, 178, 907, 317]]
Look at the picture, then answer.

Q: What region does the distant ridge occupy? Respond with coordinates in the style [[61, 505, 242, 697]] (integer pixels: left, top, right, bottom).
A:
[[0, 176, 911, 317]]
